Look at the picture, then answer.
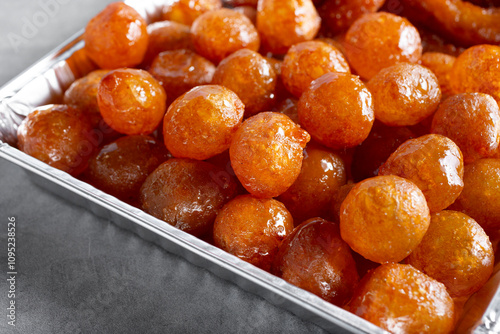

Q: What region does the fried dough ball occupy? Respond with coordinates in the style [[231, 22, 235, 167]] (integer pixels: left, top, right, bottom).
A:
[[17, 105, 94, 177], [272, 218, 359, 306], [420, 52, 456, 99], [351, 123, 415, 182], [140, 158, 238, 237], [431, 93, 500, 163], [319, 0, 385, 35], [85, 135, 170, 204], [163, 85, 244, 160], [191, 8, 260, 64], [143, 21, 193, 66], [149, 49, 216, 104], [63, 70, 109, 129], [349, 264, 455, 334], [84, 2, 148, 69], [399, 0, 500, 46], [281, 40, 350, 98], [340, 175, 430, 263], [256, 0, 321, 55], [278, 143, 346, 224], [212, 48, 277, 117], [407, 210, 494, 298], [367, 63, 441, 127], [162, 0, 222, 25], [213, 195, 294, 271], [344, 12, 422, 80], [378, 134, 464, 213], [449, 44, 500, 105], [97, 68, 167, 135], [230, 112, 310, 198], [298, 72, 374, 150], [453, 159, 500, 232]]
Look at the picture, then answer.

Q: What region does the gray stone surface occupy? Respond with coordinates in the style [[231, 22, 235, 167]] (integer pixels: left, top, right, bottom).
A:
[[0, 1, 328, 333]]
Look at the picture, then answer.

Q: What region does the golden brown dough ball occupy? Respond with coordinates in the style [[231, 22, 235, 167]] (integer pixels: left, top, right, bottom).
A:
[[85, 135, 170, 204], [149, 49, 216, 104], [163, 85, 244, 160], [349, 264, 455, 334], [256, 0, 321, 55], [367, 63, 441, 126], [230, 112, 310, 198], [191, 8, 260, 64], [450, 44, 500, 105], [420, 51, 456, 99], [340, 175, 430, 263], [344, 12, 422, 80], [140, 158, 238, 237], [453, 159, 500, 232], [143, 21, 193, 66], [272, 218, 358, 306], [63, 70, 109, 128], [431, 93, 500, 163], [407, 210, 494, 298], [281, 40, 350, 98], [212, 48, 277, 117], [213, 195, 294, 271], [278, 143, 346, 224], [84, 2, 148, 69], [378, 134, 464, 213], [297, 72, 374, 150], [162, 0, 222, 26], [97, 68, 167, 135], [319, 0, 385, 35], [17, 105, 94, 177]]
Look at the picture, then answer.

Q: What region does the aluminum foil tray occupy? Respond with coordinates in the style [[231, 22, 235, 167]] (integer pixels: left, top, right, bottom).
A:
[[1, 1, 499, 332]]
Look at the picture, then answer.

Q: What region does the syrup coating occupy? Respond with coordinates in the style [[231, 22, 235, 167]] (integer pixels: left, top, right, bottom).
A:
[[163, 85, 244, 160], [140, 158, 238, 237], [256, 0, 321, 54], [281, 40, 350, 98], [17, 105, 94, 177], [213, 195, 294, 271], [379, 134, 464, 213], [407, 210, 494, 298], [319, 0, 385, 35], [63, 70, 109, 129], [230, 112, 310, 198], [212, 48, 277, 117], [298, 72, 374, 150], [162, 0, 222, 26], [143, 21, 193, 66], [453, 159, 500, 232], [449, 44, 500, 105], [340, 175, 430, 263], [85, 135, 170, 204], [97, 68, 167, 135], [420, 52, 456, 99], [367, 62, 441, 127], [272, 218, 359, 306], [149, 49, 216, 104], [84, 2, 148, 69], [278, 143, 346, 224], [349, 264, 455, 334], [191, 8, 260, 64], [431, 93, 500, 163], [344, 12, 422, 80]]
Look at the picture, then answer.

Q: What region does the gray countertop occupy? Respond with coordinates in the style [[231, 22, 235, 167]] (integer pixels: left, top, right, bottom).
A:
[[0, 1, 327, 333]]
